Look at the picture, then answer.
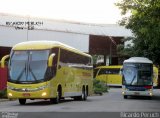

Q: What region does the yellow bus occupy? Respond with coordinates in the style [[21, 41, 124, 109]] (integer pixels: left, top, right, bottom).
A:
[[153, 66, 159, 87], [94, 65, 122, 86], [1, 41, 93, 105]]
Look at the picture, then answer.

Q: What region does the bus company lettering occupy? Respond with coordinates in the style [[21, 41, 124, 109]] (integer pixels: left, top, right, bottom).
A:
[[120, 112, 160, 118]]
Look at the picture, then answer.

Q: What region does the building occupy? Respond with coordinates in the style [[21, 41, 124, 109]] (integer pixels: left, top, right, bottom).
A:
[[0, 13, 132, 65]]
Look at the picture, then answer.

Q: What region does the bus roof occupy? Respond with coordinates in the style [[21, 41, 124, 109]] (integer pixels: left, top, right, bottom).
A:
[[123, 57, 153, 64], [95, 65, 122, 69], [12, 41, 91, 57]]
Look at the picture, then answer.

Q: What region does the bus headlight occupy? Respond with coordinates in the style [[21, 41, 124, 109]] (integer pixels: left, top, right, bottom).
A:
[[122, 91, 125, 95], [8, 93, 13, 97], [42, 92, 47, 96], [149, 92, 153, 96]]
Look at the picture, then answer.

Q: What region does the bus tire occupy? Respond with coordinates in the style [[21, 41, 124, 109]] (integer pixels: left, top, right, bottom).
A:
[[86, 86, 89, 96], [19, 99, 26, 105], [73, 96, 80, 100], [50, 90, 60, 104], [124, 95, 128, 99], [50, 97, 59, 104], [74, 87, 87, 101], [50, 96, 59, 104], [148, 96, 152, 100], [82, 87, 87, 101]]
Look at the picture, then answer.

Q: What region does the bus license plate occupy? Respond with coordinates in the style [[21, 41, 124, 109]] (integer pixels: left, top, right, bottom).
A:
[[23, 93, 30, 97], [134, 92, 139, 95]]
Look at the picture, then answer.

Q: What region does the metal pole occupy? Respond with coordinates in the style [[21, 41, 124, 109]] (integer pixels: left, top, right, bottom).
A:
[[109, 36, 117, 65], [109, 37, 112, 65], [26, 16, 29, 41]]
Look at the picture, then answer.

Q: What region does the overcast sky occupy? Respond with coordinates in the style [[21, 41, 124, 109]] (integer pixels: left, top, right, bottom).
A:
[[0, 0, 122, 24]]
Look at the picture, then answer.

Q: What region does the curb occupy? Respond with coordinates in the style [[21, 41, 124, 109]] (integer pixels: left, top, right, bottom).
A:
[[0, 99, 9, 102], [0, 99, 16, 102]]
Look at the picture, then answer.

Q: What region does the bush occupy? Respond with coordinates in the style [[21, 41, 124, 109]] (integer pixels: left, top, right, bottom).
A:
[[0, 89, 7, 98], [93, 79, 108, 95]]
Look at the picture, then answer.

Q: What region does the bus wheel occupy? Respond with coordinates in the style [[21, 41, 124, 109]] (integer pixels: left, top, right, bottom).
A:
[[50, 91, 60, 104], [73, 87, 87, 101], [124, 95, 128, 99], [73, 96, 79, 100], [19, 99, 26, 105], [148, 96, 152, 100], [82, 87, 87, 101]]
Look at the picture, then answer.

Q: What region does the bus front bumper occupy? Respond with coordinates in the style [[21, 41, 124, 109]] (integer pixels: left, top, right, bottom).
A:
[[122, 90, 153, 96], [7, 88, 52, 99]]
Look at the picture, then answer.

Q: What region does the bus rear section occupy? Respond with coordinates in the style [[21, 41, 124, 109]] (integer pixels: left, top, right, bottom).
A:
[[122, 57, 153, 99], [95, 65, 122, 87]]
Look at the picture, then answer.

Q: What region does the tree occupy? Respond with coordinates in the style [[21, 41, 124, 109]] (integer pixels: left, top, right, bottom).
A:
[[115, 0, 160, 65]]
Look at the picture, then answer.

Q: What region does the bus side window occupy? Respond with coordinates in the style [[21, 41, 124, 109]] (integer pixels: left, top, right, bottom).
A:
[[98, 69, 106, 75], [60, 49, 91, 68]]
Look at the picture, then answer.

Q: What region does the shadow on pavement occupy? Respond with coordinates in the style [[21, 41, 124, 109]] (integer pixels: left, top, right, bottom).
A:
[[23, 99, 74, 106], [126, 95, 160, 101], [21, 98, 92, 106]]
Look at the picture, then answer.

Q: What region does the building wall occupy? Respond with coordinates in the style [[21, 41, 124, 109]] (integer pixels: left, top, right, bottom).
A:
[[0, 14, 133, 54], [28, 29, 89, 52], [0, 25, 89, 52], [0, 26, 27, 47]]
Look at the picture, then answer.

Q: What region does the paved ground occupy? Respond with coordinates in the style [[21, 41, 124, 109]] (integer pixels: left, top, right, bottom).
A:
[[0, 88, 160, 113]]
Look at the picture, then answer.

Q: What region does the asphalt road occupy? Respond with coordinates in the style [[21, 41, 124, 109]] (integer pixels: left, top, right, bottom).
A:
[[0, 88, 160, 118]]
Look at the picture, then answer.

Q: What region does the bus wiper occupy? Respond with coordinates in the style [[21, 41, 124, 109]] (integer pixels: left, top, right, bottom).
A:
[[29, 66, 37, 81], [17, 63, 27, 81], [130, 75, 136, 85]]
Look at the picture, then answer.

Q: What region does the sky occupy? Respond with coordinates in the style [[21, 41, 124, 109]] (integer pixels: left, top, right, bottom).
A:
[[0, 0, 122, 24]]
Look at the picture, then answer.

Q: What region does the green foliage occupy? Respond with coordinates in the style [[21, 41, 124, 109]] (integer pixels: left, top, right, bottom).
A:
[[115, 0, 160, 65], [0, 89, 7, 98], [93, 79, 108, 95], [117, 37, 134, 58]]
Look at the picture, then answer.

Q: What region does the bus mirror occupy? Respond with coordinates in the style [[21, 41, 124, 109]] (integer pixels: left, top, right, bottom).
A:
[[0, 55, 10, 68], [48, 53, 55, 67]]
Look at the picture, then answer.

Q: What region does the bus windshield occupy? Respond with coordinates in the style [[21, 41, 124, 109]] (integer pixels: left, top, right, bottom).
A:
[[9, 50, 50, 83], [123, 63, 152, 86]]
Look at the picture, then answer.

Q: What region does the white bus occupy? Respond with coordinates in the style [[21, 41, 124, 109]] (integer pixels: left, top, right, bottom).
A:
[[122, 57, 153, 99]]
